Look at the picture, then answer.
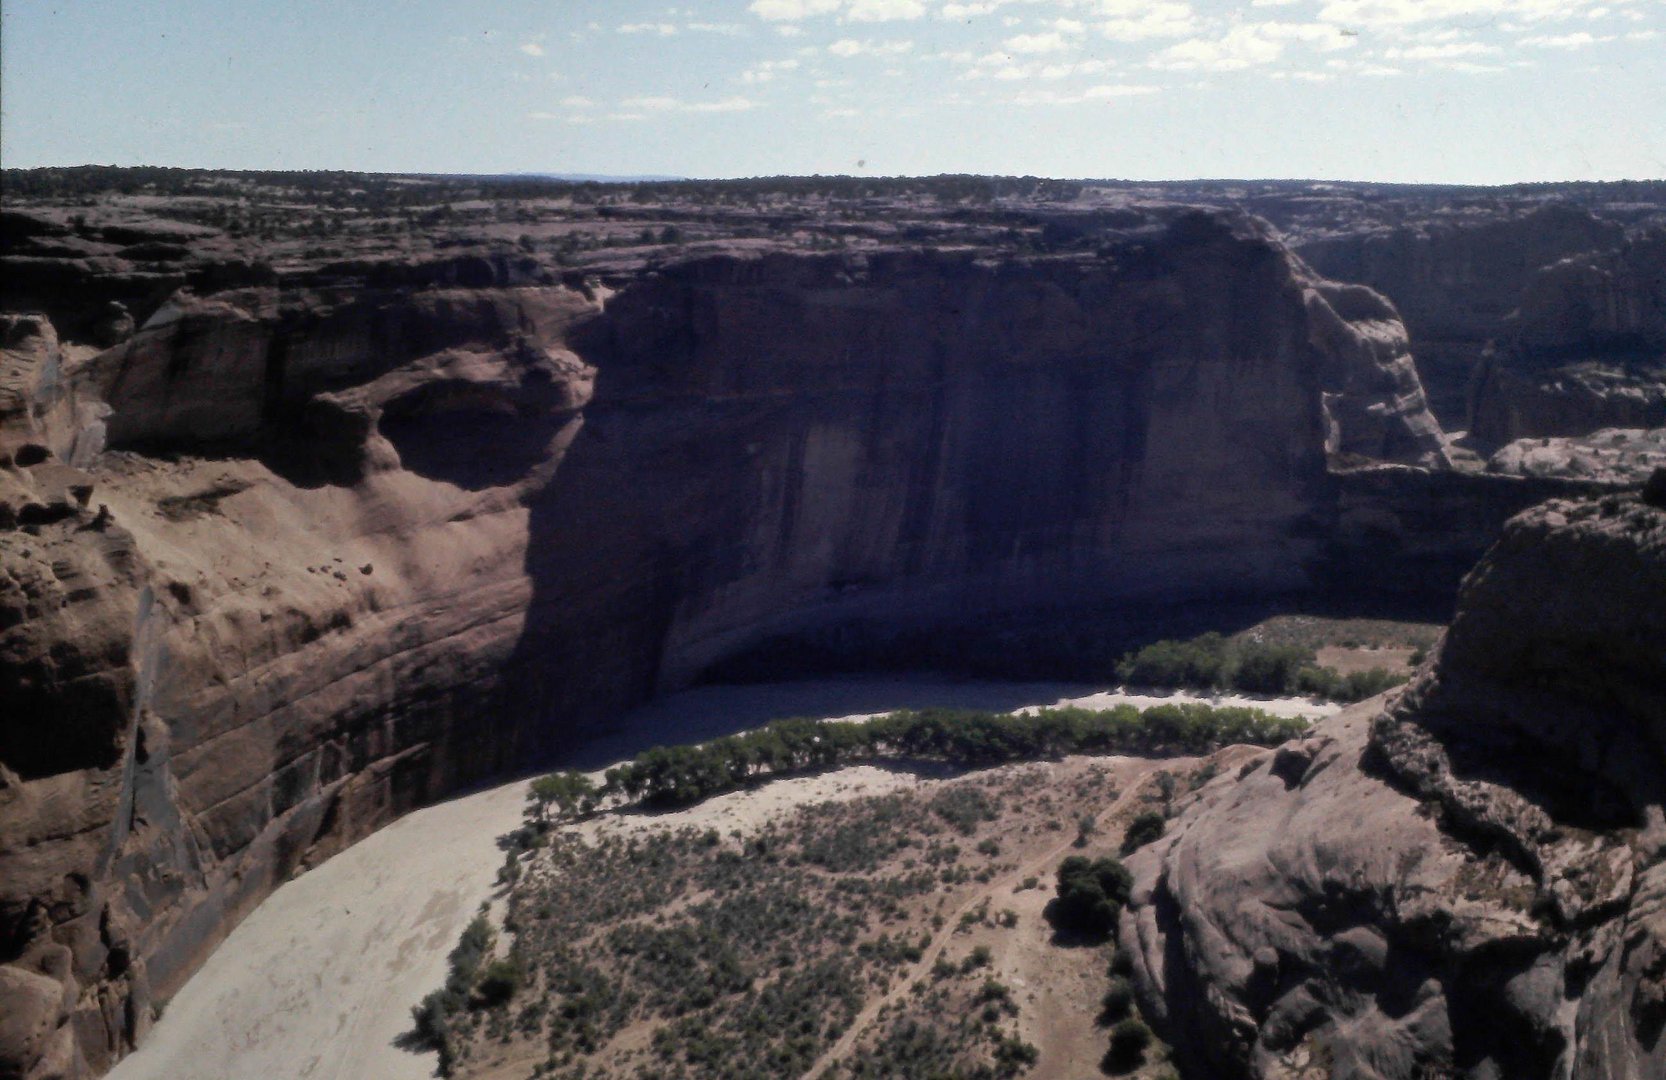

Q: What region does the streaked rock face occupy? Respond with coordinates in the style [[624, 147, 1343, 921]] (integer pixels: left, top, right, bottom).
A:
[[1123, 491, 1666, 1080], [1469, 231, 1666, 449], [0, 203, 1603, 1078], [1297, 203, 1630, 430]]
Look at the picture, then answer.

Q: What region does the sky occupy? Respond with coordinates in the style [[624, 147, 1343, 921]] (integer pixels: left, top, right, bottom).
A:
[[2, 0, 1662, 183]]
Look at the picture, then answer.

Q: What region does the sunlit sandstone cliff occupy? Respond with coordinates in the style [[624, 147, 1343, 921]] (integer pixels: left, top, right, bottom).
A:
[[0, 205, 1608, 1077]]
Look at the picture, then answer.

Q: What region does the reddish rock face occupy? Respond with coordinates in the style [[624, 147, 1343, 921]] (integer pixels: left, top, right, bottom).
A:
[[0, 202, 1616, 1078], [1122, 491, 1666, 1079]]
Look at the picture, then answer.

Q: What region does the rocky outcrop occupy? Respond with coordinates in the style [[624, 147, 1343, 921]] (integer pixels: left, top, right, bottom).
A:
[[1297, 204, 1627, 430], [1469, 232, 1666, 449], [0, 202, 1550, 1079], [1123, 490, 1666, 1078], [1489, 428, 1666, 485]]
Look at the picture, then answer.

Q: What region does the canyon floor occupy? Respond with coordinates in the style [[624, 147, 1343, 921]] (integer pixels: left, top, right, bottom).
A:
[[104, 677, 1338, 1080]]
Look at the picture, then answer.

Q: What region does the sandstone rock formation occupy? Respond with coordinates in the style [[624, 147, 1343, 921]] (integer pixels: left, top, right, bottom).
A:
[[1123, 490, 1666, 1078], [1469, 231, 1666, 449], [0, 194, 1620, 1078], [1489, 428, 1666, 485], [1297, 204, 1629, 430]]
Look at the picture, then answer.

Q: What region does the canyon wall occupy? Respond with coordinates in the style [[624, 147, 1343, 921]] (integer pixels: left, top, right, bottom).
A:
[[1469, 230, 1666, 448], [1297, 204, 1629, 432], [0, 205, 1615, 1078], [1122, 484, 1666, 1079]]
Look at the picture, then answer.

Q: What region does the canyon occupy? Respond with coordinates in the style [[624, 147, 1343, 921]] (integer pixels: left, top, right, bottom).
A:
[[1, 173, 1663, 1079]]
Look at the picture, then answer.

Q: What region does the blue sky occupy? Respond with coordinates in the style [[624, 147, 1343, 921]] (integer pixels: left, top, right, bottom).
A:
[[3, 0, 1662, 182]]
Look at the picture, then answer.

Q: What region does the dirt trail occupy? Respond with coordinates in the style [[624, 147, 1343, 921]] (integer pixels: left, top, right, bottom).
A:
[[801, 757, 1173, 1080]]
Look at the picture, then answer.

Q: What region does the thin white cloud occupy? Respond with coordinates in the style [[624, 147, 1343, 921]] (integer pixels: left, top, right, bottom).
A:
[[1317, 0, 1609, 28], [686, 97, 762, 112], [1038, 58, 1113, 77], [827, 37, 916, 55], [1149, 25, 1286, 69], [1384, 40, 1502, 58], [741, 58, 803, 83], [618, 22, 678, 35], [1084, 82, 1159, 97], [847, 0, 928, 20], [1522, 30, 1615, 46], [1099, 3, 1200, 42], [749, 0, 921, 20], [750, 0, 842, 19], [560, 95, 595, 108], [1259, 21, 1359, 51], [519, 42, 545, 56], [686, 22, 746, 35], [1005, 31, 1072, 52], [619, 95, 761, 113], [1011, 83, 1158, 104]]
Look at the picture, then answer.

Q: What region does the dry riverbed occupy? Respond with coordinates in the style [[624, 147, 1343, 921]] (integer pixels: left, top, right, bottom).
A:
[[108, 678, 1337, 1080]]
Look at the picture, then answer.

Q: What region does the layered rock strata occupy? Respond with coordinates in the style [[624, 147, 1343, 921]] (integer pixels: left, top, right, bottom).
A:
[[1123, 490, 1666, 1079], [1469, 231, 1666, 449], [0, 203, 1580, 1078], [1297, 204, 1628, 430]]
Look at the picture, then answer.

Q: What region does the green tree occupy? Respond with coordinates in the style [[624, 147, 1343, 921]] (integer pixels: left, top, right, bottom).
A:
[[1121, 811, 1166, 856], [528, 771, 598, 823], [1052, 855, 1133, 937]]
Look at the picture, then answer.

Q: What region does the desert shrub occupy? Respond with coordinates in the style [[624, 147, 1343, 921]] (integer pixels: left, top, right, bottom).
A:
[[1233, 643, 1312, 694], [1099, 978, 1135, 1024], [1103, 1017, 1153, 1073], [1053, 855, 1133, 937], [1116, 632, 1234, 689], [930, 786, 1000, 835], [1121, 812, 1166, 855], [476, 958, 522, 1006], [1114, 632, 1410, 702], [995, 1036, 1040, 1072]]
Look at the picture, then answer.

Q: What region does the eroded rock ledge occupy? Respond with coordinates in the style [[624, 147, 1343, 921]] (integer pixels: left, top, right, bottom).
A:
[[1124, 490, 1666, 1079]]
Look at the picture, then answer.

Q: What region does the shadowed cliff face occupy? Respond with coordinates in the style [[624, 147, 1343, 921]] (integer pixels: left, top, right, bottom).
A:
[[0, 206, 1602, 1079], [1297, 204, 1631, 432], [1122, 490, 1666, 1080], [1469, 230, 1666, 449]]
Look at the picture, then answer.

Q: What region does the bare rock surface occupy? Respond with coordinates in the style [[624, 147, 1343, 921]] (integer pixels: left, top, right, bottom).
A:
[[1123, 491, 1666, 1079], [1489, 427, 1666, 484]]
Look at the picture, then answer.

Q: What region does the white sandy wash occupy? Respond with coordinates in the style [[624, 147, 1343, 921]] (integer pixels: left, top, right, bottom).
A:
[[108, 677, 1338, 1080]]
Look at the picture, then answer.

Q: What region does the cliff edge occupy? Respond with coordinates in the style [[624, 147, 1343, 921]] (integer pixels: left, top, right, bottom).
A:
[[1123, 485, 1666, 1078]]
